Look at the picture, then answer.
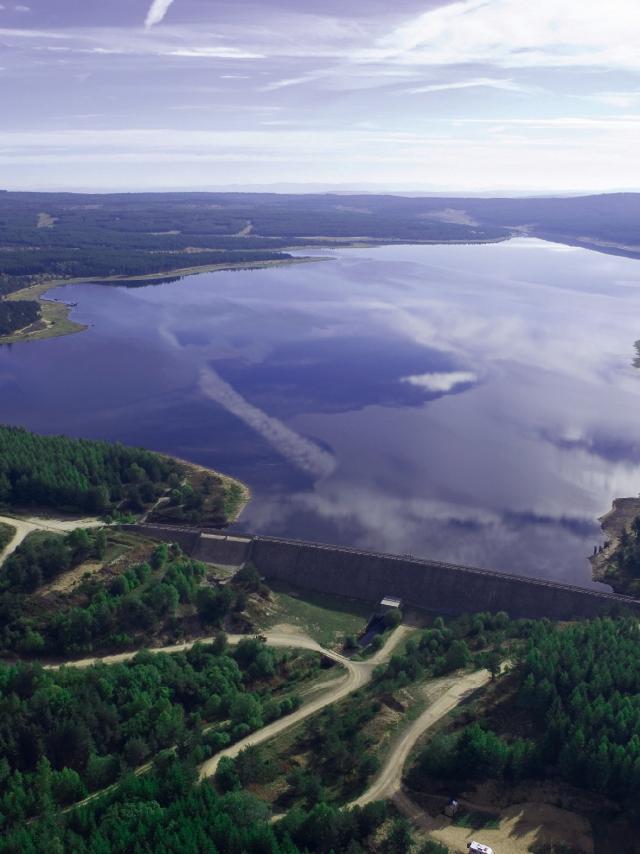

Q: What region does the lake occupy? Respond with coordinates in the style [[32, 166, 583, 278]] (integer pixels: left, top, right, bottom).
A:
[[3, 238, 640, 589]]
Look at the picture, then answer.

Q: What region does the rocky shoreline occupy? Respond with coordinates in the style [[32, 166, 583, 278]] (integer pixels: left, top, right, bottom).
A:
[[590, 496, 640, 590]]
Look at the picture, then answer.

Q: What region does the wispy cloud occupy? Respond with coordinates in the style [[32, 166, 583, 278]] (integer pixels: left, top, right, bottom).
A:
[[408, 77, 526, 95], [361, 0, 640, 70], [145, 0, 175, 30]]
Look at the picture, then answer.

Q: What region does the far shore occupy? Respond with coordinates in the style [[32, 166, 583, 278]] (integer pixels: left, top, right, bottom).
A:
[[0, 255, 318, 346], [0, 234, 517, 347]]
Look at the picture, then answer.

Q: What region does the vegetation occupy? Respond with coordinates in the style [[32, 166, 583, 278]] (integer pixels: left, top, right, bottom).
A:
[[0, 529, 106, 593], [0, 757, 391, 853], [0, 424, 243, 525], [0, 637, 318, 830], [0, 299, 40, 335], [0, 522, 15, 553], [600, 516, 640, 594], [0, 540, 252, 656], [0, 424, 176, 515], [263, 581, 371, 647], [374, 611, 522, 693], [408, 617, 640, 804]]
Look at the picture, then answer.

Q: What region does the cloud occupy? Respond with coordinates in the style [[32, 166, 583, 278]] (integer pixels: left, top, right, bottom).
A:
[[402, 371, 478, 392], [145, 0, 175, 30], [408, 77, 525, 95], [199, 367, 335, 479], [361, 0, 640, 70], [167, 47, 263, 59]]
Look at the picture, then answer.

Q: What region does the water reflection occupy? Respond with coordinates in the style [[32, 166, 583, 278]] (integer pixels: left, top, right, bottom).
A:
[[2, 239, 640, 588]]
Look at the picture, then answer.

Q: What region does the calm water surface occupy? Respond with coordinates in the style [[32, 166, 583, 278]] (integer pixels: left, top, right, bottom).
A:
[[3, 239, 640, 588]]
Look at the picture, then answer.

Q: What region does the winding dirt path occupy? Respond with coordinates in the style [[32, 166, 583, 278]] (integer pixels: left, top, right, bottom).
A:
[[350, 668, 492, 808], [53, 625, 412, 813], [197, 625, 412, 780], [0, 513, 103, 567]]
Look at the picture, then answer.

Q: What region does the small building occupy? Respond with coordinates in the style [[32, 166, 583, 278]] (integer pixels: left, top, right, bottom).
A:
[[377, 595, 403, 615], [468, 843, 494, 854]]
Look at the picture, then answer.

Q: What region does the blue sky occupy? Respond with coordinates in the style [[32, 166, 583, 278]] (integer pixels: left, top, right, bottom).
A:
[[1, 0, 640, 192]]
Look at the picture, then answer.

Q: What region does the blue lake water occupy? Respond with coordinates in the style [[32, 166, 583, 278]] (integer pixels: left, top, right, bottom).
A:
[[3, 239, 640, 588]]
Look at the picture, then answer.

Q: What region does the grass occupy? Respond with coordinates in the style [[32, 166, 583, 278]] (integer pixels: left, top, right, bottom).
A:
[[261, 580, 372, 647], [0, 281, 86, 344], [0, 522, 16, 552]]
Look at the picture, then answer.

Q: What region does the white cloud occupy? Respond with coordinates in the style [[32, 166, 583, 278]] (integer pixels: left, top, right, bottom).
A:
[[402, 371, 478, 392], [408, 77, 525, 95], [14, 4, 30, 11], [167, 47, 263, 59], [145, 0, 175, 30], [361, 0, 640, 70], [586, 91, 640, 109]]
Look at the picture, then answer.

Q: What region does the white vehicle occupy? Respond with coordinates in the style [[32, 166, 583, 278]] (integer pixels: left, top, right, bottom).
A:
[[467, 843, 494, 854]]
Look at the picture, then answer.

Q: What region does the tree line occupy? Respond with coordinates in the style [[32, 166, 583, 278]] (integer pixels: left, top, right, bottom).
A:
[[0, 541, 245, 656], [0, 633, 309, 830], [0, 754, 396, 853], [409, 616, 640, 802], [0, 300, 40, 336], [0, 424, 177, 515], [0, 529, 106, 593]]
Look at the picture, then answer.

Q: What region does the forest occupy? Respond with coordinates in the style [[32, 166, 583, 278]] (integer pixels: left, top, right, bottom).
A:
[[0, 541, 260, 656], [0, 528, 106, 593], [0, 299, 40, 335], [0, 634, 319, 830], [0, 757, 399, 854], [408, 617, 640, 802], [0, 424, 239, 526], [2, 191, 638, 306], [0, 424, 177, 515]]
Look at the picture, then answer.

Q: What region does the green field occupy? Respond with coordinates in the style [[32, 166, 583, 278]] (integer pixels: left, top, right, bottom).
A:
[[261, 580, 372, 647]]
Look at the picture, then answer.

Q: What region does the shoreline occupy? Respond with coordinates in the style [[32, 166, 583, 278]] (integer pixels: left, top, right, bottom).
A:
[[0, 255, 317, 346], [589, 496, 640, 591], [0, 234, 513, 347], [166, 454, 252, 525]]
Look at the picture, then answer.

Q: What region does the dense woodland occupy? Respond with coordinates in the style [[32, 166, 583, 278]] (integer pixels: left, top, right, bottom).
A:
[[0, 541, 258, 656], [0, 299, 40, 335], [409, 617, 640, 803], [0, 636, 317, 830], [0, 528, 106, 593], [0, 758, 396, 854], [0, 425, 176, 515], [0, 424, 236, 526]]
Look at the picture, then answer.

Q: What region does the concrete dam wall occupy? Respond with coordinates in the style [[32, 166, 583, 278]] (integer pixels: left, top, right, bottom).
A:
[[126, 524, 640, 621]]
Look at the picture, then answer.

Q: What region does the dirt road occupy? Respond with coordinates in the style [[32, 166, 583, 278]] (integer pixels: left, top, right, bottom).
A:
[[0, 513, 103, 566], [197, 625, 412, 780], [350, 668, 492, 808], [54, 625, 413, 813]]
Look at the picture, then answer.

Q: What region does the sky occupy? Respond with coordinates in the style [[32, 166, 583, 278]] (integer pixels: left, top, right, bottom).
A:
[[1, 0, 640, 193]]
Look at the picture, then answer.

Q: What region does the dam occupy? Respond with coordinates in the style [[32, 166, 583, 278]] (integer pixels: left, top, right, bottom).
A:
[[124, 523, 640, 621]]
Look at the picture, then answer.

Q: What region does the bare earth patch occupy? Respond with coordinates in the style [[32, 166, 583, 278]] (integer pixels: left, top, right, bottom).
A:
[[418, 798, 594, 854], [37, 560, 104, 596]]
